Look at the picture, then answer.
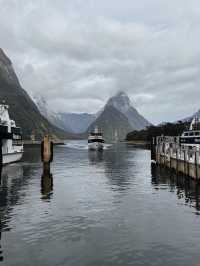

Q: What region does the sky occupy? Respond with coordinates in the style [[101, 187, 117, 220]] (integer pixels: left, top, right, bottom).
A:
[[1, 0, 200, 124]]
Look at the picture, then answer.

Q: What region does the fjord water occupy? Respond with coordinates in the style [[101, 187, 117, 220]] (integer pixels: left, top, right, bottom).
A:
[[0, 141, 200, 266]]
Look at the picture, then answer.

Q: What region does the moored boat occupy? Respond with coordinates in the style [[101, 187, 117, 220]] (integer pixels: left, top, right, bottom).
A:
[[88, 127, 105, 151], [0, 104, 23, 165], [180, 116, 200, 150]]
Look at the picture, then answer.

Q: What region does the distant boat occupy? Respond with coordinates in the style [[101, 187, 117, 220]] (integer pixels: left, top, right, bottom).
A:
[[88, 127, 105, 151], [0, 104, 23, 164], [180, 116, 200, 150]]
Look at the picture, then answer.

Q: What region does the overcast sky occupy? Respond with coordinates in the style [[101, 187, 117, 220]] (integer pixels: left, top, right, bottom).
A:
[[1, 0, 200, 124]]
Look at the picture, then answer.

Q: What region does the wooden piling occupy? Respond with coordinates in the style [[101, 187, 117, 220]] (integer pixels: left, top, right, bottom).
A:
[[151, 137, 156, 161], [41, 135, 53, 176], [41, 135, 53, 164], [0, 139, 2, 182], [184, 150, 186, 177], [0, 139, 2, 167], [41, 135, 54, 199], [195, 151, 198, 181], [176, 149, 178, 174]]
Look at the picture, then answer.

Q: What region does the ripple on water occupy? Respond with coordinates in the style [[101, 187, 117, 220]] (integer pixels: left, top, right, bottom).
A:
[[0, 142, 199, 266]]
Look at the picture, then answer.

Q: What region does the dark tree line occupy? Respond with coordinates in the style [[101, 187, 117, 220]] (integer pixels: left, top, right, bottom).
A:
[[126, 121, 190, 141]]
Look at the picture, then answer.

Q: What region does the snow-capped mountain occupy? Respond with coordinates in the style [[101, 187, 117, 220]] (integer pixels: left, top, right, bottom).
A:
[[181, 109, 200, 123], [33, 91, 150, 139], [32, 95, 58, 123], [56, 112, 96, 133], [32, 95, 96, 133]]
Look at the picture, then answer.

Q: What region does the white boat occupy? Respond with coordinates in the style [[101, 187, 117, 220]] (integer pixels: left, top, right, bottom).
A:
[[0, 104, 23, 165], [88, 127, 105, 151], [180, 116, 200, 150]]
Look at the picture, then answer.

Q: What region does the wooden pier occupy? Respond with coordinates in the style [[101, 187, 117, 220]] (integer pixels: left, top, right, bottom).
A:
[[152, 136, 200, 181]]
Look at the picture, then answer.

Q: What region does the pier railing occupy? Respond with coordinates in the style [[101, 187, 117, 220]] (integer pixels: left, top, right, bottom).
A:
[[152, 136, 200, 180]]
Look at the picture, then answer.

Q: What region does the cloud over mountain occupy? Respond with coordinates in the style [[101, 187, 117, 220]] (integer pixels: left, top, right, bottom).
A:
[[1, 0, 200, 124]]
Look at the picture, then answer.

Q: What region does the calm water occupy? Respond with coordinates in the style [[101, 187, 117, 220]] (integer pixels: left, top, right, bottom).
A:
[[0, 141, 200, 266]]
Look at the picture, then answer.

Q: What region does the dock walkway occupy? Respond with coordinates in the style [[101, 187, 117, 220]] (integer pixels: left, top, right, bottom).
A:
[[152, 136, 200, 180]]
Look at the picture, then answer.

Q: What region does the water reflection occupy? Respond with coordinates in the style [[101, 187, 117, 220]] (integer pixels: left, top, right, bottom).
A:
[[151, 163, 200, 213], [0, 164, 25, 263], [104, 144, 134, 192], [0, 158, 40, 263], [88, 150, 104, 165], [0, 231, 3, 262], [88, 144, 133, 192], [0, 167, 3, 262], [0, 166, 2, 186], [41, 164, 53, 201]]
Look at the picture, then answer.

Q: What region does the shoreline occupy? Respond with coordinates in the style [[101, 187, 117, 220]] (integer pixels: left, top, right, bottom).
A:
[[23, 140, 65, 146], [123, 140, 150, 148]]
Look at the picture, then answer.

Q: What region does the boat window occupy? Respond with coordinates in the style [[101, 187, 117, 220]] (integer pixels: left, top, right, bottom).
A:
[[195, 132, 200, 136], [184, 133, 189, 136], [189, 132, 194, 136], [11, 127, 22, 135]]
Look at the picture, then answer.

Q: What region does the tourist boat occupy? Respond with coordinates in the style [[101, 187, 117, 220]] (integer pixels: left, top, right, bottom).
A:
[[0, 104, 23, 164], [88, 127, 105, 151], [180, 116, 200, 150]]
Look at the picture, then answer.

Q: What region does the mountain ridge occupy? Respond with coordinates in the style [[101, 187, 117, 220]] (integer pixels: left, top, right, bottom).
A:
[[0, 48, 76, 140], [87, 105, 132, 141], [106, 91, 151, 130], [34, 91, 150, 140]]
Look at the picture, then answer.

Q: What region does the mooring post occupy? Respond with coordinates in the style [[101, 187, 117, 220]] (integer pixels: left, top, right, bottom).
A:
[[197, 152, 200, 182], [0, 139, 2, 167], [184, 149, 186, 177], [151, 137, 156, 161], [169, 147, 172, 169], [195, 151, 198, 181], [187, 148, 190, 177], [176, 149, 178, 174], [41, 135, 53, 175]]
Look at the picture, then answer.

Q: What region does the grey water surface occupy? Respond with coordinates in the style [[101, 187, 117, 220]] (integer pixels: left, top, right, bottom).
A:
[[0, 141, 200, 266]]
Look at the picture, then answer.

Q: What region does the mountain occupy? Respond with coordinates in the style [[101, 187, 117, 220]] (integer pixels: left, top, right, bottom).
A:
[[106, 91, 150, 130], [33, 95, 96, 133], [88, 105, 132, 141], [87, 91, 150, 141], [181, 109, 200, 123], [57, 113, 96, 133], [0, 48, 75, 140], [33, 90, 150, 140]]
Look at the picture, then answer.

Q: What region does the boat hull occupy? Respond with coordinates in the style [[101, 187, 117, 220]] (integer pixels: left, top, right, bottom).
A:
[[88, 142, 104, 151], [3, 152, 23, 165]]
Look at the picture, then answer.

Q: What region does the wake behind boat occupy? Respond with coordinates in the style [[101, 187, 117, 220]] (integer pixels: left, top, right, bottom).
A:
[[88, 127, 105, 151], [0, 104, 23, 165]]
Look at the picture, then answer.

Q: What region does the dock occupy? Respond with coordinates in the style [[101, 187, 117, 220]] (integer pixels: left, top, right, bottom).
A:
[[152, 136, 200, 180]]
